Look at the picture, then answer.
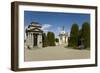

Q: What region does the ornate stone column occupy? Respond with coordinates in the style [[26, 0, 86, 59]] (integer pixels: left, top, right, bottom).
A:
[[30, 33, 32, 48], [32, 33, 34, 48], [38, 33, 42, 48], [27, 32, 29, 47], [29, 32, 31, 48], [31, 32, 33, 48]]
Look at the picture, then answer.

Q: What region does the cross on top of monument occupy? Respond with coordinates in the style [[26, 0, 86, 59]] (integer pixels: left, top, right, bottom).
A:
[[62, 26, 65, 31]]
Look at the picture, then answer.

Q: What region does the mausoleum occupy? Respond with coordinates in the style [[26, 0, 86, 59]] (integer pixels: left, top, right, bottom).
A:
[[59, 26, 68, 46], [25, 22, 43, 49]]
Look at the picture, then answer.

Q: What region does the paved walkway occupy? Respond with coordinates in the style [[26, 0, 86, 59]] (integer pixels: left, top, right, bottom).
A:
[[25, 46, 90, 61]]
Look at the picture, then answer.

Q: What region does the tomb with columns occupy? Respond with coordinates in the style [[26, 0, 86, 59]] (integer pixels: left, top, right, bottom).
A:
[[25, 22, 43, 49]]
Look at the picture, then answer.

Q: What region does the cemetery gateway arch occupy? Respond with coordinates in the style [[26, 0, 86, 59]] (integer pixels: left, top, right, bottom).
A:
[[25, 22, 68, 49]]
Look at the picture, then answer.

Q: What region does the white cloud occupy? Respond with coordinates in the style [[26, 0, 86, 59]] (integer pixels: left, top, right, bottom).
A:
[[41, 24, 52, 32], [25, 25, 28, 30]]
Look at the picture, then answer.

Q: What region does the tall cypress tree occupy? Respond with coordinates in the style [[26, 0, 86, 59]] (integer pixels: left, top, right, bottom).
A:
[[52, 32, 56, 46], [47, 32, 55, 46], [42, 33, 47, 47], [78, 29, 82, 46], [68, 24, 79, 48], [81, 22, 90, 48], [47, 32, 51, 46]]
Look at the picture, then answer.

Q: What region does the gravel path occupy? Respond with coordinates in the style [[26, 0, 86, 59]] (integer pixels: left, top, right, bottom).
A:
[[24, 46, 90, 61]]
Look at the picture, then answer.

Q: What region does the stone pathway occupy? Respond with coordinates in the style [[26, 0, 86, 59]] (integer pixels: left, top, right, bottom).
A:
[[25, 45, 90, 61]]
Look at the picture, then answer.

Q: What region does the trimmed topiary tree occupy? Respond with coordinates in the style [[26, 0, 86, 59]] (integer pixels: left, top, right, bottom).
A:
[[55, 38, 59, 43]]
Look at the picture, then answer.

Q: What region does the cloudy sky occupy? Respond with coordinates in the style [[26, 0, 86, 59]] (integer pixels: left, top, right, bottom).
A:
[[24, 11, 90, 37]]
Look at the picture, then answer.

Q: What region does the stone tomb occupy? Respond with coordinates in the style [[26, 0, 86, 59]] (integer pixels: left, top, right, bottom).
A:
[[59, 26, 68, 46], [25, 22, 43, 49]]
